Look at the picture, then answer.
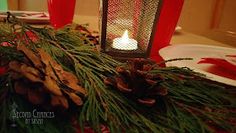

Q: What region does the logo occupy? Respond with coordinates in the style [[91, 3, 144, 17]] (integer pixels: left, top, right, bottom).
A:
[[9, 102, 55, 126]]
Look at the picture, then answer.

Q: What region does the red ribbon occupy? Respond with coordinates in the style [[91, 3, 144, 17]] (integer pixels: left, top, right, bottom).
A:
[[198, 57, 236, 80], [198, 57, 236, 72]]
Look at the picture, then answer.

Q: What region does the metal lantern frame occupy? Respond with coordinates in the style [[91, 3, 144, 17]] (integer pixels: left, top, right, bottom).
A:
[[100, 0, 163, 59]]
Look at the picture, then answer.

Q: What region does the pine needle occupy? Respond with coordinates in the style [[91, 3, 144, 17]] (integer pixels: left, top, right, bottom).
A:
[[0, 15, 236, 133]]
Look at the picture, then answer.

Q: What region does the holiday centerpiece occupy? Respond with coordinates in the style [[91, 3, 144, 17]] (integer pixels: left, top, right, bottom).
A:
[[0, 14, 236, 133]]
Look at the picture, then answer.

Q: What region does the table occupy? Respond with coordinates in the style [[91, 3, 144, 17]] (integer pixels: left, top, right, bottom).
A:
[[73, 15, 99, 33], [171, 31, 234, 48]]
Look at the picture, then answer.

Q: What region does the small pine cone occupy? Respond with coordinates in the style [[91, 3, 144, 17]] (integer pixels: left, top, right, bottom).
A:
[[147, 87, 168, 96], [104, 77, 132, 93], [143, 64, 153, 71], [104, 58, 168, 106], [104, 77, 116, 86], [138, 98, 156, 106], [145, 79, 157, 85], [115, 77, 132, 92], [157, 87, 168, 96]]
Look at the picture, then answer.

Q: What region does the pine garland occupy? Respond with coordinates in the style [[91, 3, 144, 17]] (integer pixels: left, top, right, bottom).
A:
[[0, 14, 236, 133]]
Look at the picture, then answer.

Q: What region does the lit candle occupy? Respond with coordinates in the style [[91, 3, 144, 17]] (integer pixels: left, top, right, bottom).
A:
[[112, 30, 138, 50]]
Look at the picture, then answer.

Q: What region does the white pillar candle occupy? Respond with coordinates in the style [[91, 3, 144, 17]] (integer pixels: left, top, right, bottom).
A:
[[112, 30, 138, 50]]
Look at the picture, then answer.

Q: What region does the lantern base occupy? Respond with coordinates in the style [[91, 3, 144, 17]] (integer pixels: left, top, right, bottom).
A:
[[102, 49, 148, 62], [110, 56, 150, 62]]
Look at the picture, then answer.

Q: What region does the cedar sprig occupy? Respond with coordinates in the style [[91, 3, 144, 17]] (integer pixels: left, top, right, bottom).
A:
[[148, 67, 236, 132], [0, 15, 236, 133], [0, 18, 162, 132]]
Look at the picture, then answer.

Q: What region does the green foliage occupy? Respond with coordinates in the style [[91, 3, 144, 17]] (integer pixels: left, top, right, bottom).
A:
[[148, 67, 236, 132], [0, 16, 236, 133]]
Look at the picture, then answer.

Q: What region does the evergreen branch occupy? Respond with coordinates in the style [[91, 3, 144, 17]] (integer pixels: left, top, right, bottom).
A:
[[0, 16, 236, 133]]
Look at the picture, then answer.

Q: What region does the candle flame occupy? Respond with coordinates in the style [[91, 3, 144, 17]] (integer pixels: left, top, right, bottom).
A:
[[121, 30, 129, 44], [112, 30, 138, 50]]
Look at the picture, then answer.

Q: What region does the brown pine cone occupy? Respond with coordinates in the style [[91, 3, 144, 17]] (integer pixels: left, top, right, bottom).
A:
[[9, 45, 86, 109], [104, 58, 168, 106]]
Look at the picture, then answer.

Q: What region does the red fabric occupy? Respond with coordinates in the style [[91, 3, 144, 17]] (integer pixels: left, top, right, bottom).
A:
[[150, 0, 184, 62], [198, 58, 236, 72], [198, 57, 236, 80], [150, 55, 166, 67]]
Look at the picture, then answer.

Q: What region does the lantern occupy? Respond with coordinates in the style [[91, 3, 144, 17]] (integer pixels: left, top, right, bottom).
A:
[[100, 0, 163, 60]]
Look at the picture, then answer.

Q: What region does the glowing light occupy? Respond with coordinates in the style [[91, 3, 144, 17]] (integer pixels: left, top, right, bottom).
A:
[[112, 30, 138, 50]]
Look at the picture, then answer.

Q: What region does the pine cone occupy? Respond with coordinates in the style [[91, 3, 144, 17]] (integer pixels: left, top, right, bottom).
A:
[[8, 45, 87, 109], [104, 58, 168, 106]]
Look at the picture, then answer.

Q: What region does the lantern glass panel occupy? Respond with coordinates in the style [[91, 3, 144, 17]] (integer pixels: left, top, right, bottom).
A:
[[101, 0, 162, 58]]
